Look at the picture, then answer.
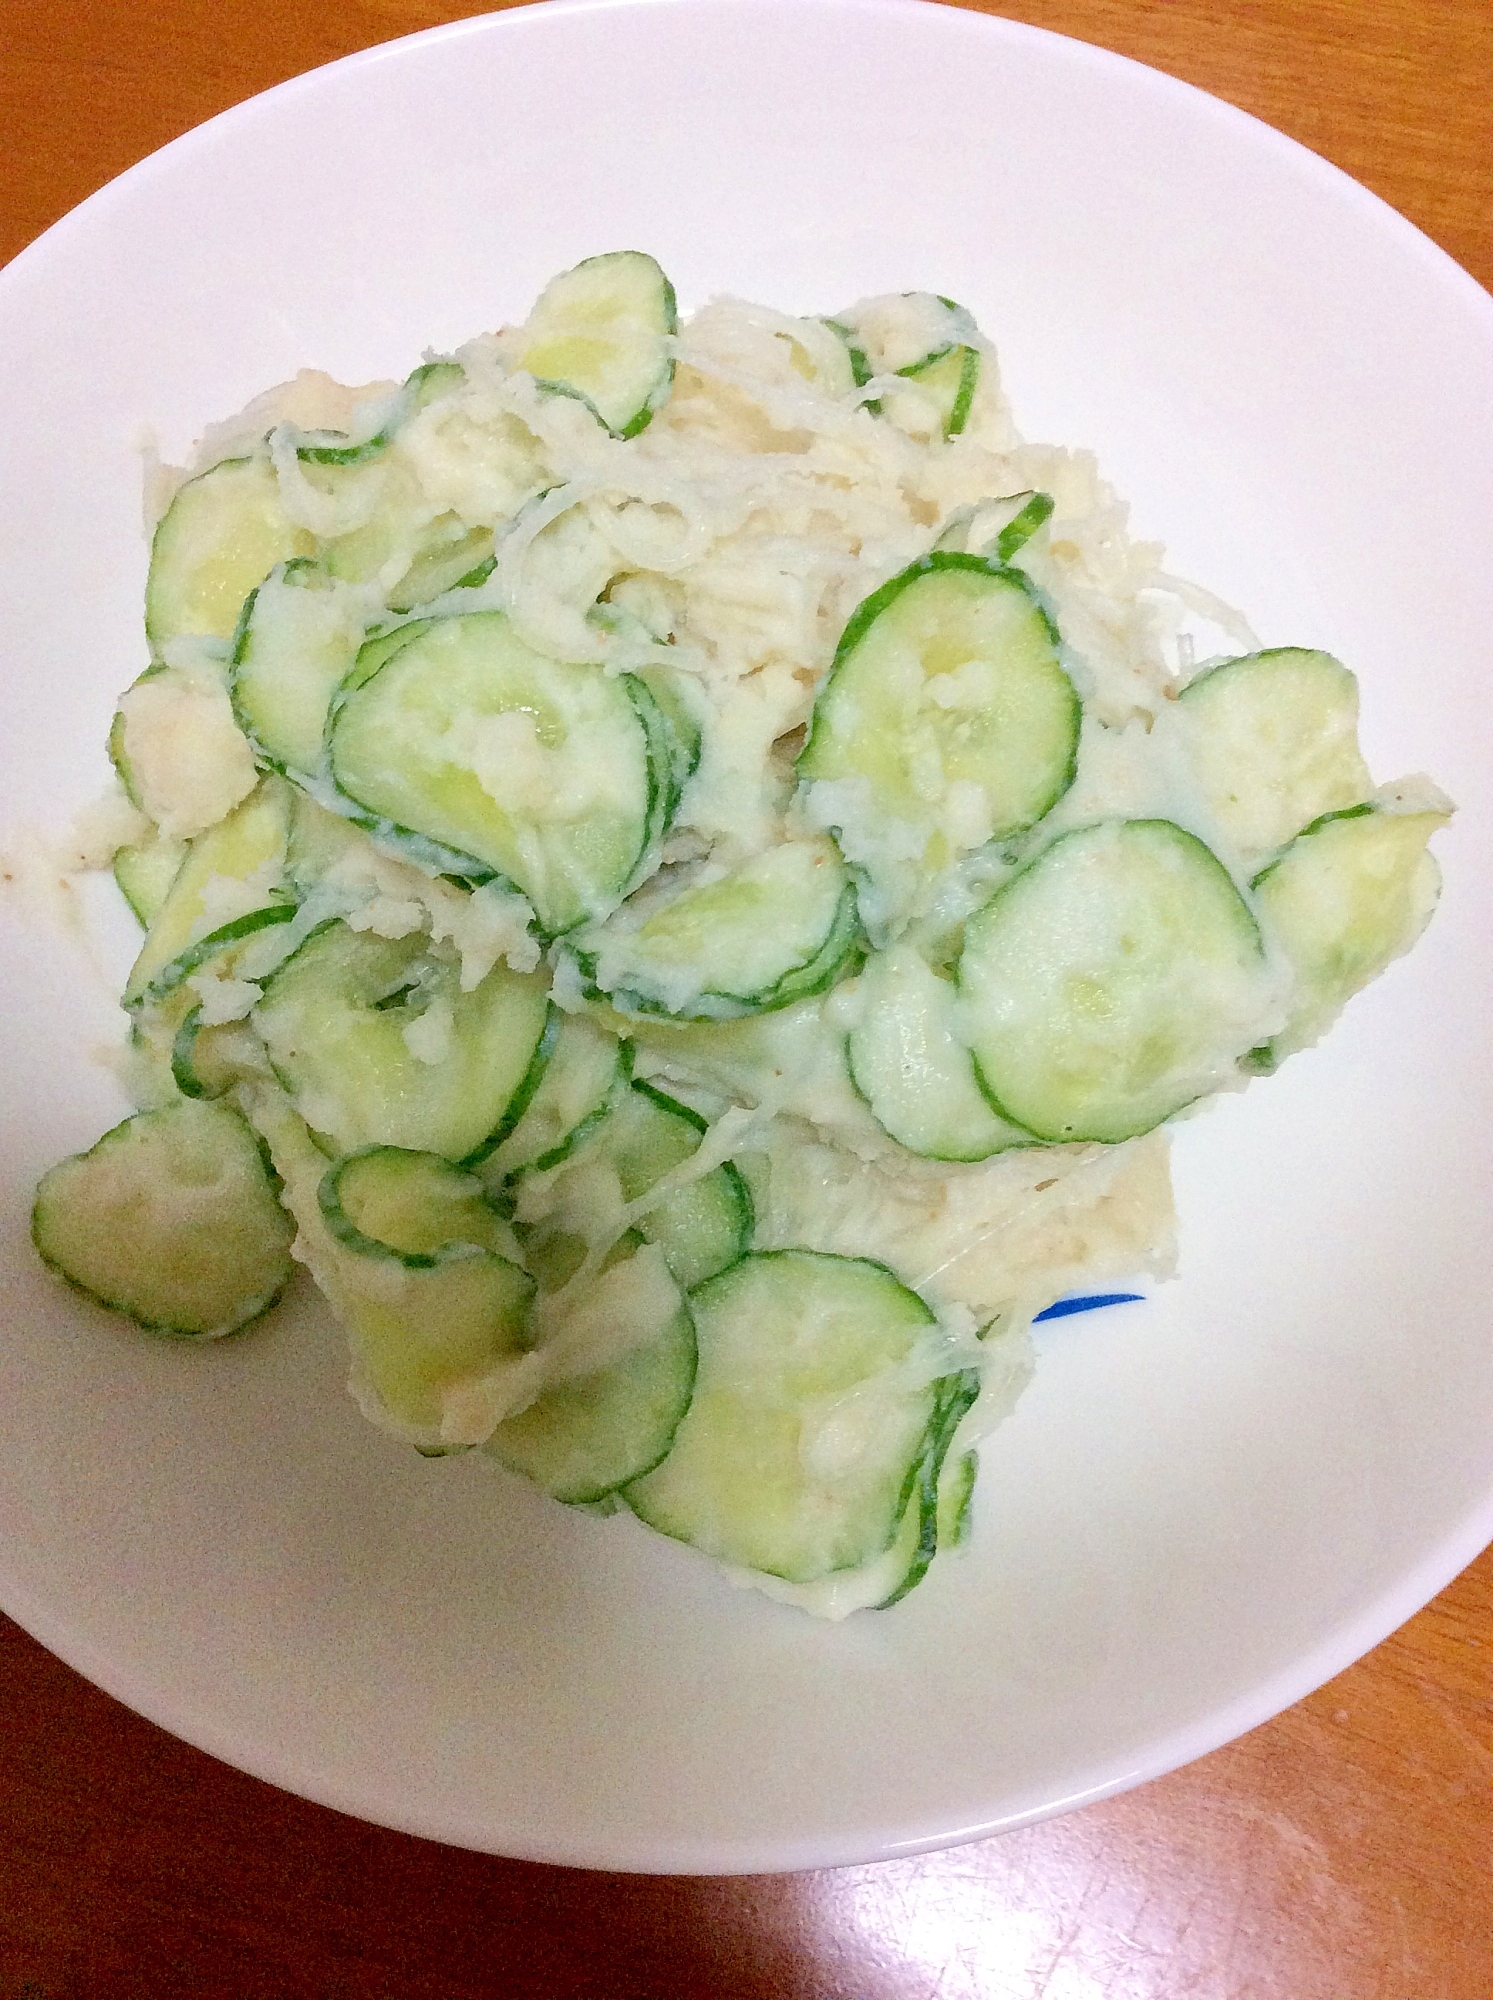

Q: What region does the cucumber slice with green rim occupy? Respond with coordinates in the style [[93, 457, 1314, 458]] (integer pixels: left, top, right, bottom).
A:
[[108, 663, 162, 808], [146, 456, 315, 651], [328, 610, 661, 933], [386, 524, 496, 611], [486, 1238, 695, 1503], [821, 318, 874, 390], [253, 918, 551, 1162], [1176, 647, 1372, 859], [129, 984, 200, 1107], [342, 616, 435, 695], [283, 788, 372, 891], [113, 832, 188, 927], [231, 560, 365, 775], [291, 359, 464, 466], [603, 1079, 753, 1292], [876, 1369, 982, 1607], [932, 492, 1055, 562], [575, 837, 862, 1021], [960, 818, 1275, 1144], [170, 1004, 268, 1101], [137, 900, 298, 1014], [623, 1249, 951, 1584], [110, 660, 260, 840], [847, 941, 1031, 1162], [481, 1012, 629, 1187], [1252, 802, 1448, 1061], [319, 1147, 522, 1266], [886, 342, 981, 440], [991, 490, 1055, 563], [244, 1087, 536, 1443], [515, 250, 677, 439], [32, 1100, 293, 1339], [123, 781, 294, 1008], [634, 664, 704, 801], [832, 292, 980, 376], [799, 553, 1080, 905], [936, 1446, 978, 1551], [345, 1244, 534, 1438]]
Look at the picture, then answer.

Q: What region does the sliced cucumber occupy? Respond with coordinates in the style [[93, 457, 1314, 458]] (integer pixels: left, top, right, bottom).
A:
[[290, 358, 463, 466], [231, 560, 366, 775], [32, 1100, 293, 1339], [883, 342, 981, 440], [245, 1086, 535, 1442], [1177, 648, 1372, 859], [123, 781, 293, 1008], [937, 491, 1056, 564], [601, 1079, 753, 1292], [341, 616, 434, 694], [831, 292, 980, 377], [821, 319, 874, 390], [575, 837, 862, 1020], [386, 523, 496, 611], [847, 940, 1031, 1161], [1252, 802, 1448, 1061], [623, 1249, 949, 1584], [146, 456, 315, 651], [799, 553, 1080, 909], [113, 831, 188, 927], [170, 1004, 268, 1101], [486, 1237, 695, 1502], [936, 1446, 978, 1551], [960, 818, 1275, 1143], [876, 1369, 982, 1607], [253, 918, 550, 1163], [481, 1011, 628, 1188], [347, 1245, 535, 1439], [328, 610, 661, 932], [319, 1147, 522, 1266], [110, 660, 260, 840], [514, 250, 677, 439], [634, 663, 704, 802]]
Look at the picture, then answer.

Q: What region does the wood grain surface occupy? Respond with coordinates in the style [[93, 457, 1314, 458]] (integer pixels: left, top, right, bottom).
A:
[[1, 2, 1490, 1994]]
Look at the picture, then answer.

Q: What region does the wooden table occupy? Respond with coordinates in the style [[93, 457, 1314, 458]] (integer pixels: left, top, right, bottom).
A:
[[2, 2, 1489, 1992]]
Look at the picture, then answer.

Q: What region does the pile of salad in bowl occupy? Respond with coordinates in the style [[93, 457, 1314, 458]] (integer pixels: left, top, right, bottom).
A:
[[31, 252, 1451, 1615]]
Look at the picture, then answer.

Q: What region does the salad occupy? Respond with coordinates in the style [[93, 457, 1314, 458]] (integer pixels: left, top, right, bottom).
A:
[[30, 254, 1451, 1615]]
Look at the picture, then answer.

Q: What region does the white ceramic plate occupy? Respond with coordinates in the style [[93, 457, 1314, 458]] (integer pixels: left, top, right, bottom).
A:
[[1, 0, 1490, 1874]]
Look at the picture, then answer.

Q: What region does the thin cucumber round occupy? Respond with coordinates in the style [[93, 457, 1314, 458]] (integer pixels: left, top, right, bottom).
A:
[[623, 1249, 948, 1584], [122, 781, 293, 1009], [960, 818, 1275, 1143], [480, 1012, 629, 1188], [253, 918, 551, 1162], [328, 610, 661, 933], [603, 1079, 753, 1292], [231, 560, 365, 775], [319, 1147, 522, 1267], [146, 456, 315, 651], [1252, 803, 1447, 1060], [884, 343, 981, 440], [113, 833, 188, 928], [486, 1239, 695, 1503], [799, 553, 1080, 912], [576, 837, 862, 1021], [1177, 648, 1371, 859], [847, 941, 1031, 1162], [514, 250, 677, 439], [32, 1100, 294, 1339], [170, 1005, 267, 1102]]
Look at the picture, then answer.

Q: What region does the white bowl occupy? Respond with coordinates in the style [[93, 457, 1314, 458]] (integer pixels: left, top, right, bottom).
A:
[[1, 0, 1489, 1872]]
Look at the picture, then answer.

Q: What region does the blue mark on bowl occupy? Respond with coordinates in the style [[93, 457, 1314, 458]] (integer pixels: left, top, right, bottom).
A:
[[1033, 1292, 1144, 1323]]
